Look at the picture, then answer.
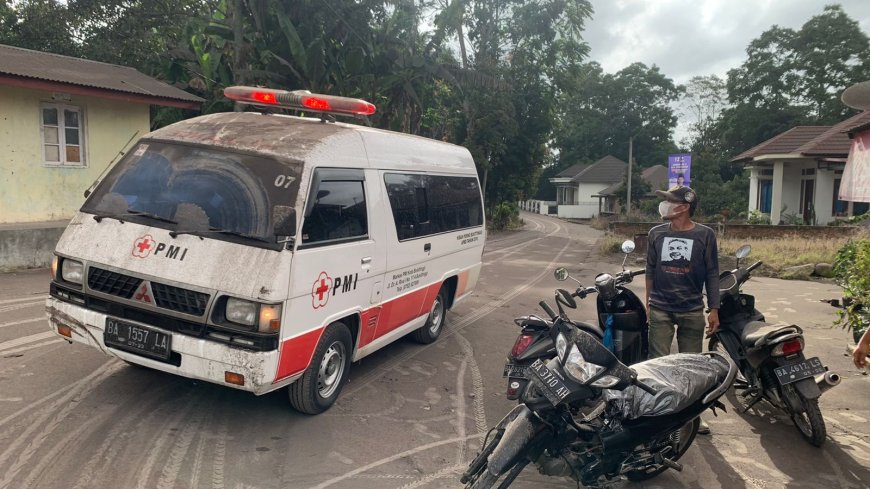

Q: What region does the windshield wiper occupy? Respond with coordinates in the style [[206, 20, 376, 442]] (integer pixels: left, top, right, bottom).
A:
[[169, 228, 270, 243], [93, 210, 177, 225]]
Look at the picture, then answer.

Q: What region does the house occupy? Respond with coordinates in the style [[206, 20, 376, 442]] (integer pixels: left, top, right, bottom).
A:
[[0, 44, 203, 270], [731, 110, 870, 225], [549, 155, 628, 218], [591, 164, 669, 214]]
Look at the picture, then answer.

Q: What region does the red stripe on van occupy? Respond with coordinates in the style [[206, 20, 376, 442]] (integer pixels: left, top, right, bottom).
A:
[[274, 327, 324, 382], [274, 281, 444, 382]]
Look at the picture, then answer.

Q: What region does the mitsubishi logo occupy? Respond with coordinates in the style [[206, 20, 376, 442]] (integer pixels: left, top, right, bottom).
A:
[[311, 272, 332, 309], [133, 281, 154, 305], [133, 235, 155, 258]]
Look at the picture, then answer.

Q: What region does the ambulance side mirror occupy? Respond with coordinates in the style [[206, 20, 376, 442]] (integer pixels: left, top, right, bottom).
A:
[[272, 206, 297, 239]]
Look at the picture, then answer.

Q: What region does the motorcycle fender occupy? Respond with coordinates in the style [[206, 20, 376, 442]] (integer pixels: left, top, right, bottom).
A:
[[488, 408, 541, 476], [792, 377, 821, 401]]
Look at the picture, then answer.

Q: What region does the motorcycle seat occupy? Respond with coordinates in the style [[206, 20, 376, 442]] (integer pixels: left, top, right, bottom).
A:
[[604, 353, 733, 420], [740, 321, 801, 348], [572, 320, 604, 340]]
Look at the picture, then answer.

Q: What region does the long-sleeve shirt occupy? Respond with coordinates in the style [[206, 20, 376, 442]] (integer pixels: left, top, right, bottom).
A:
[[646, 223, 720, 312]]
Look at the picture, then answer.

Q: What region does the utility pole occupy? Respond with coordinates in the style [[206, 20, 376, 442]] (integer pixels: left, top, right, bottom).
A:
[[625, 136, 634, 216]]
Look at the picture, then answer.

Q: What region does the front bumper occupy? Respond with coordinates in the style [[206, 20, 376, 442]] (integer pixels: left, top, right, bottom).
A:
[[45, 297, 284, 395]]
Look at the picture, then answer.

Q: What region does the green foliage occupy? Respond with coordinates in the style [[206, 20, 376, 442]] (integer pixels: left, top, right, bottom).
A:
[[488, 201, 520, 231], [745, 209, 770, 225], [613, 166, 651, 211], [833, 239, 870, 336], [555, 62, 681, 167]]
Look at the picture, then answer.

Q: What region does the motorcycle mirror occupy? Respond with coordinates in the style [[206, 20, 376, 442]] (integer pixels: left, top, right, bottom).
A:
[[554, 268, 569, 281], [621, 240, 636, 254], [735, 245, 751, 259], [556, 288, 577, 309]]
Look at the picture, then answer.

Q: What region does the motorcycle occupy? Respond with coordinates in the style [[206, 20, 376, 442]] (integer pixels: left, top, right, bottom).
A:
[[708, 244, 841, 447], [503, 240, 648, 400], [463, 305, 737, 488]]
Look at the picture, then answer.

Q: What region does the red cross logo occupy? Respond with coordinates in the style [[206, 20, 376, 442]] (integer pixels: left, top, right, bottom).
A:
[[132, 235, 155, 258], [311, 272, 332, 309]]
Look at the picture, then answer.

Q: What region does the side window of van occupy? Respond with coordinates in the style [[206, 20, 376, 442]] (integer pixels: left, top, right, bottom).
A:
[[384, 173, 482, 240], [301, 170, 368, 246]]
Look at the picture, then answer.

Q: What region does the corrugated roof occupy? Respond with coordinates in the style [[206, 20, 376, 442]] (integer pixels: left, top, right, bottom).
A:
[[0, 44, 203, 105], [555, 162, 589, 178], [799, 111, 870, 156], [731, 126, 829, 162], [571, 155, 627, 183]]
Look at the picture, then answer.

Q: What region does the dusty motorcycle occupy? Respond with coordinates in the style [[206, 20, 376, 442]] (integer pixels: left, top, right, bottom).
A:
[[463, 307, 737, 488], [708, 245, 841, 447], [503, 240, 647, 400]]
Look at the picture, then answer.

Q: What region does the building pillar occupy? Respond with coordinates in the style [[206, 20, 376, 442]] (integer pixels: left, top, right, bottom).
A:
[[771, 161, 784, 224], [814, 169, 834, 225], [748, 167, 759, 212]]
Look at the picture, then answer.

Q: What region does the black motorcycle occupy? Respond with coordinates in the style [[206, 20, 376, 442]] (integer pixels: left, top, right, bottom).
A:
[[463, 310, 737, 488], [708, 245, 841, 447], [503, 240, 647, 400]]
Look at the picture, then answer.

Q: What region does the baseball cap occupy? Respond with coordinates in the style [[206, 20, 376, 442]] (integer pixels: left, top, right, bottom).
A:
[[843, 80, 870, 110], [655, 186, 698, 213]]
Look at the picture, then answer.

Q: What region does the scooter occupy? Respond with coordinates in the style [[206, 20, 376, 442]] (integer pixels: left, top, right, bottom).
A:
[[708, 245, 841, 447], [463, 309, 737, 488], [503, 240, 647, 400]]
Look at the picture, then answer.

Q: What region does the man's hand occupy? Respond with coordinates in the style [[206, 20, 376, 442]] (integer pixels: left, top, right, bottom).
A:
[[854, 330, 870, 369], [705, 309, 720, 337]]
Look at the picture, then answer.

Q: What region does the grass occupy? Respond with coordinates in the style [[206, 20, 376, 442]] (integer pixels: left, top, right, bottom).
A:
[[599, 235, 624, 254]]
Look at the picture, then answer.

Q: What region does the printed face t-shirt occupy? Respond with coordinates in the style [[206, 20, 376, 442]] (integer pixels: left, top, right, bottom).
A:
[[646, 223, 720, 312]]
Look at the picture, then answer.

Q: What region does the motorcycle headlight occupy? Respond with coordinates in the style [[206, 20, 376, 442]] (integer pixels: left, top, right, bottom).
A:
[[591, 375, 620, 388], [556, 333, 568, 359], [61, 259, 84, 285], [226, 298, 257, 327], [563, 345, 606, 383]]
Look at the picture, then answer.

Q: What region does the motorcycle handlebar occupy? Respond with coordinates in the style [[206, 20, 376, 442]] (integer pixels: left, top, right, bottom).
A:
[[539, 301, 558, 320], [630, 269, 645, 277], [747, 261, 762, 272]]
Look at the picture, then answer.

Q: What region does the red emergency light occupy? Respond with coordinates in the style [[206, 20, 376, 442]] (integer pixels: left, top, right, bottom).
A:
[[224, 86, 376, 116]]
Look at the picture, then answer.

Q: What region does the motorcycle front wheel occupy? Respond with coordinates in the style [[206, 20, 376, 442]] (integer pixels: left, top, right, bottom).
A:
[[785, 387, 826, 447], [626, 417, 700, 482]]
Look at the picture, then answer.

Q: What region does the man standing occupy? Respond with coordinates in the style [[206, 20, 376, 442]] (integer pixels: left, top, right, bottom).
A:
[[645, 186, 720, 433]]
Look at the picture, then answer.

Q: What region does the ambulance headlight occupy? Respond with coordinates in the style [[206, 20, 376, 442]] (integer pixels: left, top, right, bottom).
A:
[[226, 298, 257, 327], [61, 259, 84, 285]]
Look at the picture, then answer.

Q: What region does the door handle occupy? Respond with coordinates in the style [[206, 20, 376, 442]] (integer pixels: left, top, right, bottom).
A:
[[361, 256, 372, 265], [423, 243, 431, 253]]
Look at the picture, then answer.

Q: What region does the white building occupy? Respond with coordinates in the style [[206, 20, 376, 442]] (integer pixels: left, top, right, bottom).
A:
[[549, 155, 627, 219]]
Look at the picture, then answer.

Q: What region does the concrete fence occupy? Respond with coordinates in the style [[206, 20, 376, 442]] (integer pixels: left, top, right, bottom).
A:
[[0, 221, 67, 272]]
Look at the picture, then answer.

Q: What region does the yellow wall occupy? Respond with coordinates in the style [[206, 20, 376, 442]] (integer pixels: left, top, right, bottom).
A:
[[0, 85, 150, 224]]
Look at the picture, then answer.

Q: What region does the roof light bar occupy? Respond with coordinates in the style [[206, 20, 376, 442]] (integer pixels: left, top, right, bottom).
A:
[[224, 86, 376, 116]]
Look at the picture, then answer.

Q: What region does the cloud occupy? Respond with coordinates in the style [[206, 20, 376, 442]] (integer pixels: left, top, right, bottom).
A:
[[584, 0, 870, 83]]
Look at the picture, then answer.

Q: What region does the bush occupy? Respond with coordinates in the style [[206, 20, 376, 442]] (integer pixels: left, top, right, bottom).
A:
[[489, 201, 520, 230], [833, 239, 870, 340], [746, 209, 770, 225]]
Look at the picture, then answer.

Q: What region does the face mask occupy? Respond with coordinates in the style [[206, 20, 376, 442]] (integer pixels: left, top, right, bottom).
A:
[[658, 201, 681, 218]]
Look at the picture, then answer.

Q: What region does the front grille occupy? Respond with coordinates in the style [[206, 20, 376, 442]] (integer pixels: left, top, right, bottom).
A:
[[152, 282, 209, 316], [88, 267, 142, 299]]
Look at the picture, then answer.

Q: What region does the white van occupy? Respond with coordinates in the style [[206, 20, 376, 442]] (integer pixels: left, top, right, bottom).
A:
[[46, 87, 485, 414]]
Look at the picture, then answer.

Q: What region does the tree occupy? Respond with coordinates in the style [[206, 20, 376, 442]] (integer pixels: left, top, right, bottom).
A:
[[555, 62, 681, 169]]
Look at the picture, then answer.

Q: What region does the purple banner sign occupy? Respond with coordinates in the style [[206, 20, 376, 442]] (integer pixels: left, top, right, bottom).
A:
[[668, 153, 692, 188]]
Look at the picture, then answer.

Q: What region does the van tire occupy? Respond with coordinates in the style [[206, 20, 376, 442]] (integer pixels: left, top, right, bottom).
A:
[[412, 288, 448, 344], [288, 322, 352, 415]]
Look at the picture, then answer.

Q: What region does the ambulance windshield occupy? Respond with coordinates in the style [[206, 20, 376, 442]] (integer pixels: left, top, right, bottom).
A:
[[82, 141, 301, 249]]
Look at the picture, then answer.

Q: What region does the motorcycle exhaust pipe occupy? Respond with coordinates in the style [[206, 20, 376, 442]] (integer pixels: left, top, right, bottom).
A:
[[815, 371, 841, 395]]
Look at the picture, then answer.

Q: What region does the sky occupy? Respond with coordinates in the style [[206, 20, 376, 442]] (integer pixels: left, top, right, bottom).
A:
[[582, 0, 870, 142]]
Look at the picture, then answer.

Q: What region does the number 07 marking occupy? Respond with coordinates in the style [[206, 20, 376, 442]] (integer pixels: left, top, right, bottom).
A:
[[274, 175, 296, 189]]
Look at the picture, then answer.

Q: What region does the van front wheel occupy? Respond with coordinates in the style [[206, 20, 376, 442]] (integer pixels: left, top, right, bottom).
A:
[[288, 322, 352, 415], [412, 288, 448, 344]]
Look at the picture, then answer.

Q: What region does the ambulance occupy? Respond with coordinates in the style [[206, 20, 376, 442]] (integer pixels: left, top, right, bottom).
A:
[[46, 86, 485, 414]]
